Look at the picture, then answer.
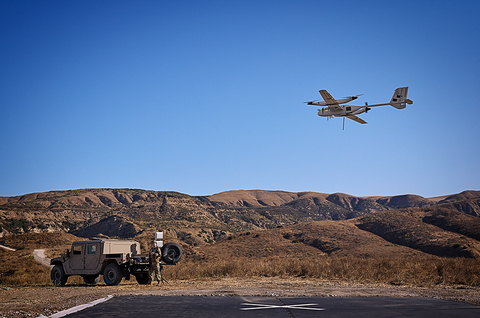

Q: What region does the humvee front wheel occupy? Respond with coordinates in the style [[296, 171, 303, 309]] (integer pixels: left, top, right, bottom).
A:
[[83, 275, 100, 285], [103, 263, 122, 286], [51, 264, 68, 286]]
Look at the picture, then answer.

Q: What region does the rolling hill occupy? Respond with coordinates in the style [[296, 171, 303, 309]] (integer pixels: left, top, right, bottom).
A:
[[1, 189, 480, 259]]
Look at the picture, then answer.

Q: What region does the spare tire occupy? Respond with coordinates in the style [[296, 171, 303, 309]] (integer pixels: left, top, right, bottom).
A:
[[161, 242, 183, 265], [83, 275, 100, 285], [135, 273, 151, 285]]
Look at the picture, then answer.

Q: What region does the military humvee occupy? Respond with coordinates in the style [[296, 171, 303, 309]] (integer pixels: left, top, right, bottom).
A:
[[50, 239, 182, 286]]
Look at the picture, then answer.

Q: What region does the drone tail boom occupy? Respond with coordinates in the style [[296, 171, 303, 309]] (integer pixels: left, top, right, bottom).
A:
[[390, 87, 412, 109]]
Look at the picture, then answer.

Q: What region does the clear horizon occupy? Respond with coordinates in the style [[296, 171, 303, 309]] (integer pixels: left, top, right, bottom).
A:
[[0, 187, 475, 200]]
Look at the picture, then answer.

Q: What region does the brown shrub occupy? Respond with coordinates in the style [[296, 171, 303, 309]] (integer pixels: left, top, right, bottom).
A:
[[166, 257, 480, 287]]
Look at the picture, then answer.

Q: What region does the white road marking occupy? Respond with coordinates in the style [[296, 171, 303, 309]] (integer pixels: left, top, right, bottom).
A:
[[0, 244, 16, 251], [241, 302, 325, 311], [37, 295, 113, 318]]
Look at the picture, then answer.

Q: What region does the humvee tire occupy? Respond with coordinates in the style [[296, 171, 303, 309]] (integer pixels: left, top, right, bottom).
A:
[[83, 275, 100, 285], [51, 264, 68, 286], [135, 273, 151, 285], [103, 263, 122, 286], [161, 242, 183, 265]]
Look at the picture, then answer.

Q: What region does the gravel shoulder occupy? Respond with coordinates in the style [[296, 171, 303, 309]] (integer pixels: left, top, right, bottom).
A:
[[1, 278, 479, 317]]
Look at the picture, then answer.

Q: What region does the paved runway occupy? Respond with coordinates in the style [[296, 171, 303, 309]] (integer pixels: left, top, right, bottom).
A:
[[60, 295, 480, 318]]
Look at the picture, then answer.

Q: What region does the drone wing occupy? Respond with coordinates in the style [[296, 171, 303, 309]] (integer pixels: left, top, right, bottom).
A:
[[346, 114, 367, 124], [319, 90, 343, 112]]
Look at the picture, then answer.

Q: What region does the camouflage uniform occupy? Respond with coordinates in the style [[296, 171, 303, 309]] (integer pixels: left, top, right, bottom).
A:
[[149, 246, 163, 284]]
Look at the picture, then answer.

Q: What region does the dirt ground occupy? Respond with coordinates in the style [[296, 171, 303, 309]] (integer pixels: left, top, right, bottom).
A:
[[1, 277, 479, 318]]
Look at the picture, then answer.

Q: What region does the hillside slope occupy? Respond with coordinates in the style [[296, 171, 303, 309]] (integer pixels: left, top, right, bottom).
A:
[[355, 207, 480, 258], [1, 189, 479, 237], [187, 205, 480, 261], [197, 220, 426, 262]]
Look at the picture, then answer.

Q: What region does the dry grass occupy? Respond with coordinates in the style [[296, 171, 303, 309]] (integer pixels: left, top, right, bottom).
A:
[[1, 232, 480, 288], [0, 248, 51, 286], [0, 232, 80, 286], [167, 257, 480, 287], [2, 248, 480, 287]]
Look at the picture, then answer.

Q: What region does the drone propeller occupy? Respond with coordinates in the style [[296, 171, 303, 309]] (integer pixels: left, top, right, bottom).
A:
[[365, 102, 371, 113], [342, 94, 363, 99]]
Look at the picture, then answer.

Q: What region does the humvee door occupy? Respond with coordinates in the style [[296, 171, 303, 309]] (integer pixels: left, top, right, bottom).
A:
[[69, 244, 84, 270], [84, 242, 101, 270]]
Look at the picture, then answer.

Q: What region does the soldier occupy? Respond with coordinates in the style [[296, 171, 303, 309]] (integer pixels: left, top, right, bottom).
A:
[[149, 240, 163, 284]]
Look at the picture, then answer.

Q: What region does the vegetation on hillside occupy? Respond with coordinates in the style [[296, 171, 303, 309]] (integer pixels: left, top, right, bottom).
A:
[[1, 189, 480, 288]]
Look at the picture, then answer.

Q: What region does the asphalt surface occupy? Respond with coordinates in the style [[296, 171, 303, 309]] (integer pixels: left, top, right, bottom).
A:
[[60, 295, 480, 318]]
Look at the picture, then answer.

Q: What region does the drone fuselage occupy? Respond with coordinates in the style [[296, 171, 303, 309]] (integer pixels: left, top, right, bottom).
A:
[[317, 105, 368, 118]]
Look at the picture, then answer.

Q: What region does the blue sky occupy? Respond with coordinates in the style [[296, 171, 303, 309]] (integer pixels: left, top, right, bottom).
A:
[[1, 0, 479, 198]]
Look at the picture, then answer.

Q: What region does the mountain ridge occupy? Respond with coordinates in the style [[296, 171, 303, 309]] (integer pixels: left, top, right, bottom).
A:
[[1, 188, 480, 260], [1, 189, 479, 236]]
